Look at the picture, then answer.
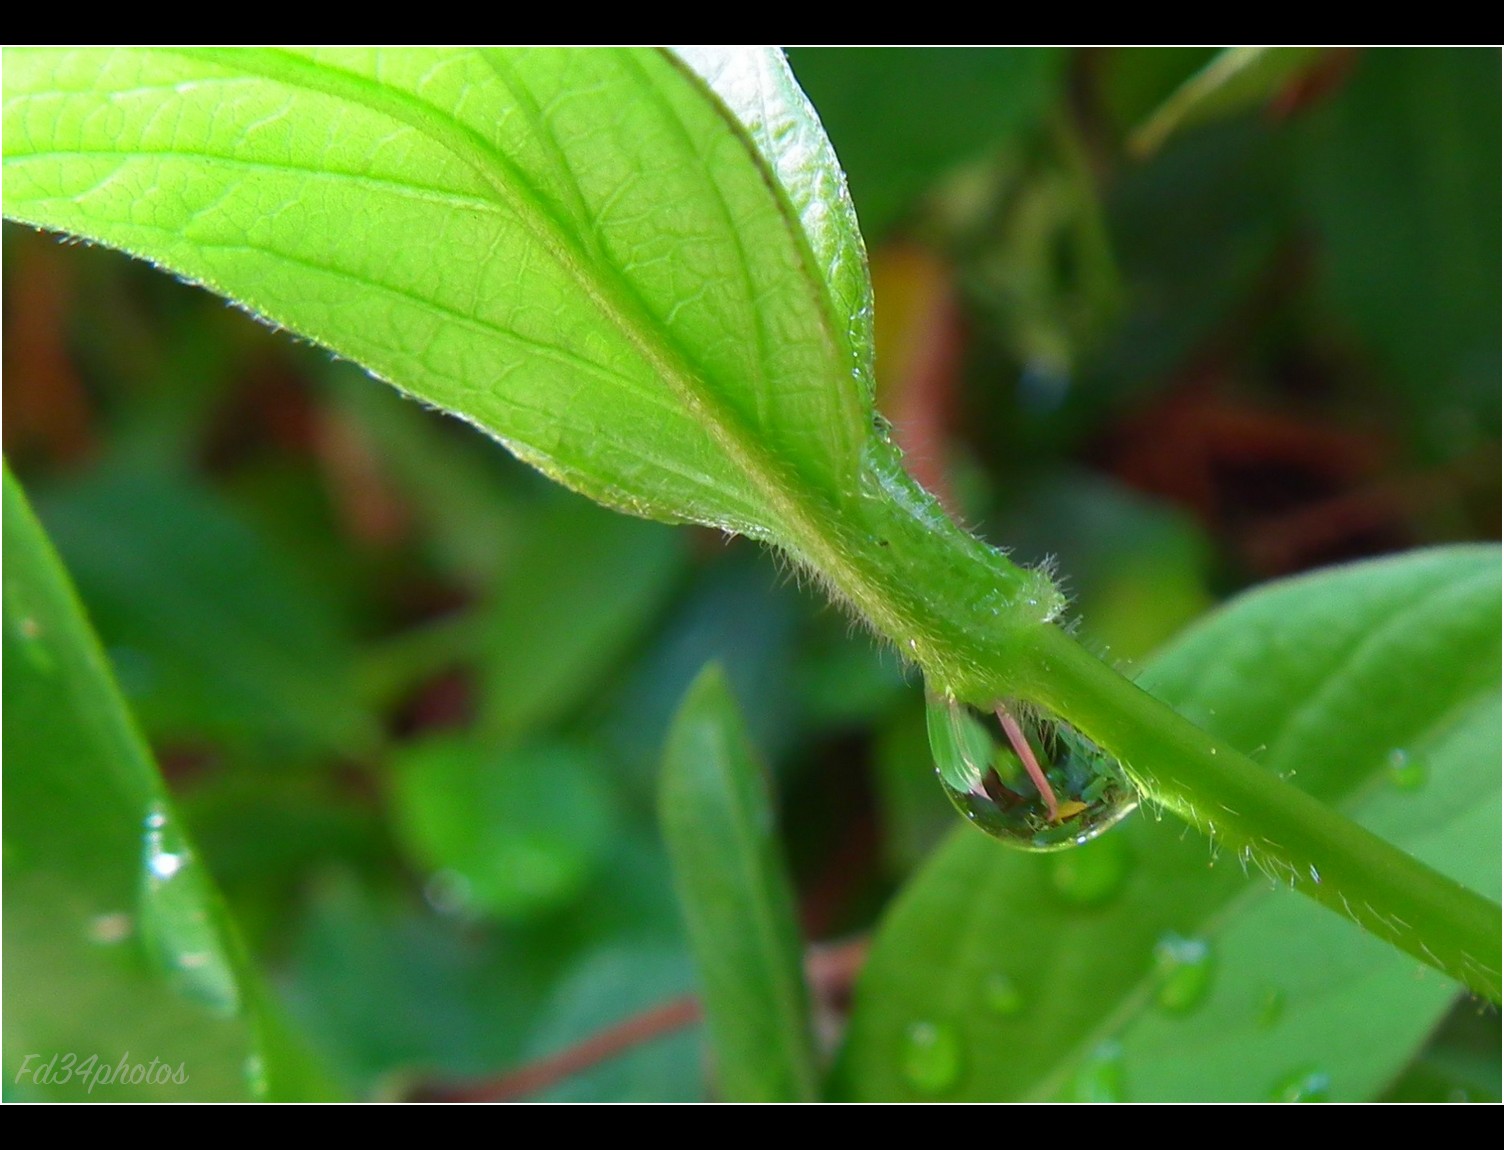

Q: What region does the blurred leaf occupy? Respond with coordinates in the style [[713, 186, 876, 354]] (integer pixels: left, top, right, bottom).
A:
[[839, 546, 1499, 1100], [786, 48, 1066, 234], [1129, 47, 1322, 157], [284, 871, 543, 1089], [872, 692, 953, 874], [1071, 117, 1286, 426], [1299, 48, 1501, 431], [600, 552, 800, 790], [1380, 1001, 1502, 1103], [37, 465, 376, 758], [326, 361, 525, 586], [521, 946, 702, 1102], [4, 47, 873, 543], [660, 666, 819, 1102], [390, 737, 617, 920], [993, 473, 1213, 663], [480, 493, 682, 742], [1098, 48, 1221, 136], [177, 773, 386, 950], [4, 465, 267, 1100]]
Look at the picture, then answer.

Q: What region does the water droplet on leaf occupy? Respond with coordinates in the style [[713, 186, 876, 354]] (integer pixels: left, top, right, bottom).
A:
[[1386, 749, 1428, 791], [1050, 831, 1131, 906], [901, 1020, 963, 1096], [1073, 1039, 1126, 1102], [1269, 1066, 1331, 1102], [139, 804, 239, 1016], [982, 972, 1025, 1016], [926, 693, 1137, 851], [86, 912, 133, 945], [1152, 933, 1215, 1013]]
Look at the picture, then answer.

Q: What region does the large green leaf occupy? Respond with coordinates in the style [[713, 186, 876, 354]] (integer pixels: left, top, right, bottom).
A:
[[3, 47, 871, 543], [660, 666, 820, 1102], [839, 546, 1500, 1101], [2, 466, 306, 1101]]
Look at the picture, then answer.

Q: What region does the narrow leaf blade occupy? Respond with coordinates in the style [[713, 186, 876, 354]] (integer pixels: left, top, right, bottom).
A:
[[659, 665, 820, 1102]]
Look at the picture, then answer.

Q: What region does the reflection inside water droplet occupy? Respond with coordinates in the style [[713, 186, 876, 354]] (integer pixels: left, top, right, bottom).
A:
[[901, 1020, 963, 1096], [926, 694, 1137, 851]]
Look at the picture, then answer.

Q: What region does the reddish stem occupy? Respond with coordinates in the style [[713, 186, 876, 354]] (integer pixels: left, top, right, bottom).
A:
[[995, 704, 1060, 822]]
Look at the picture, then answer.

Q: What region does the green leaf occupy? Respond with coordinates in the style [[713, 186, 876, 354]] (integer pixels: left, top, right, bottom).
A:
[[479, 493, 682, 742], [3, 465, 270, 1100], [1127, 46, 1322, 157], [390, 737, 617, 920], [838, 546, 1500, 1101], [3, 46, 871, 543], [659, 666, 820, 1102]]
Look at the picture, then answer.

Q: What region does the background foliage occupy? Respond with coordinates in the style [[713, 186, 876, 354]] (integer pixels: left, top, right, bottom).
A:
[[4, 47, 1499, 1101]]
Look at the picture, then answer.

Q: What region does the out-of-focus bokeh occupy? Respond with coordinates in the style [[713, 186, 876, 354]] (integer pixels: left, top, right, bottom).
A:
[[4, 48, 1498, 1100]]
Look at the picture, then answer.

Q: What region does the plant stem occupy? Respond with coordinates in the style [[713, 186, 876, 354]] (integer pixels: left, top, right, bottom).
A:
[[1016, 623, 1502, 1001], [799, 441, 1501, 1000]]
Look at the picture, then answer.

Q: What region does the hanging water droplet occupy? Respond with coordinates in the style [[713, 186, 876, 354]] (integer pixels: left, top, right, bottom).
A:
[[925, 694, 1137, 851], [1386, 748, 1428, 791], [139, 804, 240, 1017], [1268, 1066, 1331, 1102], [901, 1020, 963, 1096], [982, 972, 1025, 1017], [1072, 1039, 1126, 1102], [1050, 831, 1131, 907], [1152, 933, 1215, 1014]]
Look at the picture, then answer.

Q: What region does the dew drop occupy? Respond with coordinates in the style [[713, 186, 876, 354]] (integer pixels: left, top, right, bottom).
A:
[[982, 972, 1024, 1017], [1386, 749, 1428, 791], [1072, 1039, 1126, 1103], [925, 693, 1137, 852], [1050, 831, 1131, 907], [1269, 1066, 1331, 1102], [10, 608, 56, 675], [244, 1053, 269, 1100], [86, 912, 134, 945], [140, 804, 239, 1016], [1152, 933, 1215, 1014], [901, 1020, 963, 1096]]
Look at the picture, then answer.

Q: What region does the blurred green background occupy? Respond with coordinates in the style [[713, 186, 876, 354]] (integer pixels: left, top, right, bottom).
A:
[[4, 47, 1499, 1100]]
